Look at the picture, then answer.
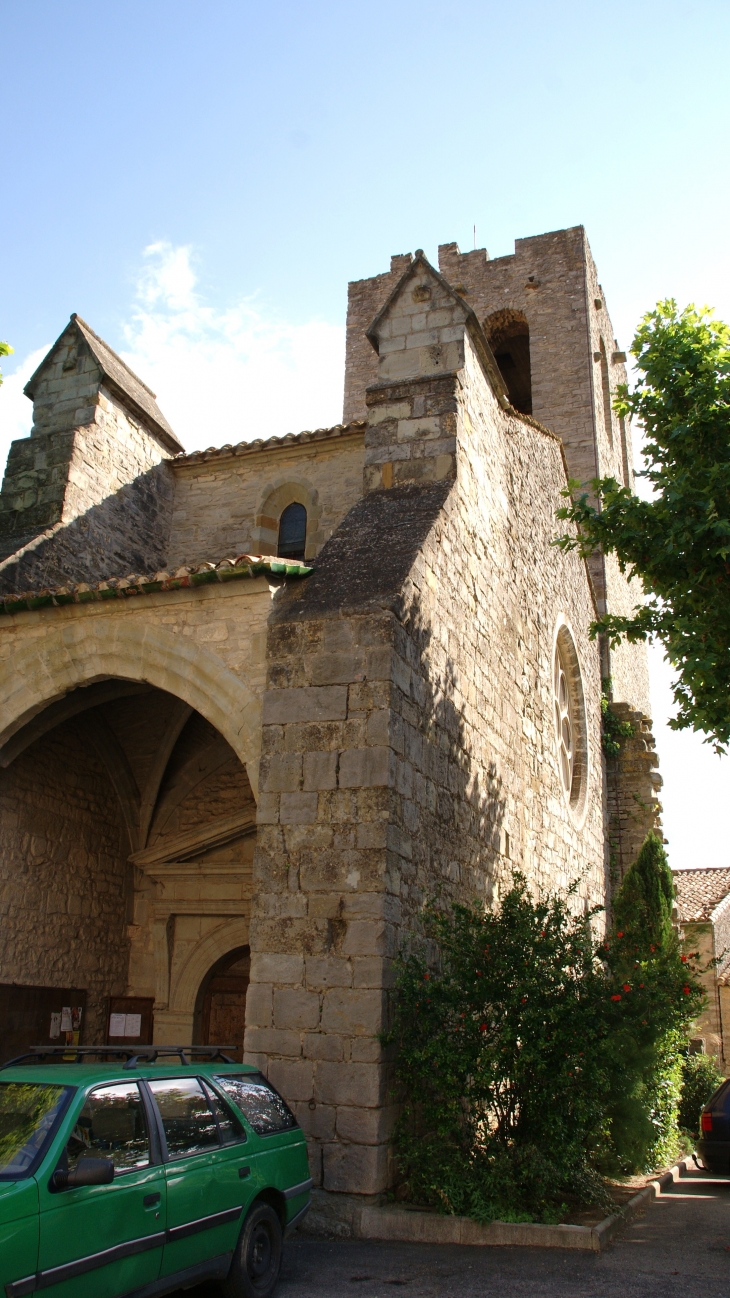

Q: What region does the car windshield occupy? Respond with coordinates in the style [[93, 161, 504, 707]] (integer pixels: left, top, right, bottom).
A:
[[0, 1082, 73, 1180]]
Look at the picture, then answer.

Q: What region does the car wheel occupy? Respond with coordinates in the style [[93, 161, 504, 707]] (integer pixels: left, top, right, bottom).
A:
[[223, 1201, 283, 1298]]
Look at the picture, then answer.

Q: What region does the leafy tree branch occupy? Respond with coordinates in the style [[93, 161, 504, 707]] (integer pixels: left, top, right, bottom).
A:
[[555, 302, 730, 750]]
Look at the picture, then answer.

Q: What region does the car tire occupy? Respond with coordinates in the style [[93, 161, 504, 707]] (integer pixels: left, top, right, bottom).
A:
[[223, 1201, 283, 1298]]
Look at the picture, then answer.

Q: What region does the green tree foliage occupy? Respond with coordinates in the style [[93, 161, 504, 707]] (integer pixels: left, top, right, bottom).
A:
[[612, 832, 674, 951], [387, 848, 704, 1222], [0, 341, 12, 385], [555, 302, 730, 750], [678, 1050, 724, 1137]]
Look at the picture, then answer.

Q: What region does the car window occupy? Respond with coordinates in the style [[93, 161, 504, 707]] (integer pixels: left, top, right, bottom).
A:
[[202, 1082, 245, 1145], [0, 1082, 73, 1181], [148, 1077, 220, 1159], [213, 1073, 297, 1135], [66, 1082, 150, 1173]]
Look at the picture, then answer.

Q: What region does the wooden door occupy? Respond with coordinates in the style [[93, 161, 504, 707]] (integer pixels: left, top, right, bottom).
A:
[[201, 951, 249, 1061]]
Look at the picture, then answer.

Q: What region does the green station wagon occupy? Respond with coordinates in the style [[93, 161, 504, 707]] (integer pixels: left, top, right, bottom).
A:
[[0, 1047, 312, 1298]]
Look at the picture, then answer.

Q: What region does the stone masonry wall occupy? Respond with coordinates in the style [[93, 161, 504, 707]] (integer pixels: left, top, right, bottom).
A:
[[0, 718, 130, 1042], [245, 274, 608, 1198], [168, 431, 365, 567], [344, 229, 650, 716], [0, 323, 175, 589]]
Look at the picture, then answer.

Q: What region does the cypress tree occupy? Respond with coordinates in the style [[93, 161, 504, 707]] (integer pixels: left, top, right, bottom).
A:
[[612, 831, 675, 952]]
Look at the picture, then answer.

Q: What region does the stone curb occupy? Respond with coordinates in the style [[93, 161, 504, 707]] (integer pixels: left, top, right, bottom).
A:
[[302, 1155, 695, 1252]]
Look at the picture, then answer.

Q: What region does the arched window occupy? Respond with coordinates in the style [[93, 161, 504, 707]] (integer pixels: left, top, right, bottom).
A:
[[277, 502, 307, 559], [484, 309, 532, 415]]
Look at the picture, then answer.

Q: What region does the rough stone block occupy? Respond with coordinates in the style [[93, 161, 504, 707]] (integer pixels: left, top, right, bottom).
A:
[[295, 1101, 336, 1141], [269, 1058, 314, 1103], [338, 747, 392, 789], [305, 957, 353, 989], [321, 988, 385, 1037], [322, 1140, 389, 1194], [249, 953, 304, 985], [260, 753, 302, 793], [273, 987, 321, 1031], [279, 791, 318, 823], [303, 1032, 345, 1061], [262, 686, 348, 725], [335, 1104, 396, 1145], [303, 750, 338, 791], [343, 921, 396, 958], [245, 982, 272, 1027], [243, 1027, 301, 1057], [314, 1062, 384, 1108], [310, 653, 365, 686]]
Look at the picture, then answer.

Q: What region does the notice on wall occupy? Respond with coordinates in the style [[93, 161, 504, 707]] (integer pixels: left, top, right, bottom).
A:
[[60, 1007, 72, 1032], [125, 1014, 142, 1038], [49, 1012, 61, 1039], [109, 1012, 143, 1039]]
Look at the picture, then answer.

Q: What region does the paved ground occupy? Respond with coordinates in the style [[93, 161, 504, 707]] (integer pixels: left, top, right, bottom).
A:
[[175, 1165, 730, 1298]]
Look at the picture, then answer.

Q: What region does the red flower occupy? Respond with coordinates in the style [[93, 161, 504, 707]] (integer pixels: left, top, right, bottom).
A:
[[681, 955, 688, 963], [479, 1023, 488, 1032], [611, 994, 622, 1001], [639, 983, 644, 988], [683, 986, 690, 995], [623, 984, 631, 992], [617, 931, 624, 938], [424, 973, 430, 981]]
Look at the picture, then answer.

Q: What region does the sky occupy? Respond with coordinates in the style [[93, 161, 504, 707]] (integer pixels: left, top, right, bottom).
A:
[[1, 0, 729, 871]]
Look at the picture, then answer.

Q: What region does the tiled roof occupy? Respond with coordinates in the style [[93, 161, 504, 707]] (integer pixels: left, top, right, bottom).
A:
[[174, 421, 366, 465], [25, 315, 184, 456], [673, 868, 730, 922], [0, 555, 311, 617]]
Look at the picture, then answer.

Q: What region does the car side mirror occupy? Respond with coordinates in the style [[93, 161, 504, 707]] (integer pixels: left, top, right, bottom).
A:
[[53, 1158, 115, 1190]]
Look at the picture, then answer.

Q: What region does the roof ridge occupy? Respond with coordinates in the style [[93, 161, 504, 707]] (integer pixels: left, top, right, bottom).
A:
[[174, 420, 367, 465], [71, 314, 158, 400]]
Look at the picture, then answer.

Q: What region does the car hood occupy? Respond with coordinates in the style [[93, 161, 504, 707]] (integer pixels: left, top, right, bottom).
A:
[[0, 1178, 39, 1225]]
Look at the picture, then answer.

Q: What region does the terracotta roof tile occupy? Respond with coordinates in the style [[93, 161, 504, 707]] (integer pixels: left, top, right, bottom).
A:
[[673, 868, 730, 922], [174, 421, 366, 466], [0, 555, 311, 617]]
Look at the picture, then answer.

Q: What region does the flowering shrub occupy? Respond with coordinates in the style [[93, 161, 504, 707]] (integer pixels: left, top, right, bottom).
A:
[[386, 837, 704, 1222]]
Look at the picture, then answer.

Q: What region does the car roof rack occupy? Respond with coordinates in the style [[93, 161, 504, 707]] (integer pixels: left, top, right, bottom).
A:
[[1, 1045, 238, 1071]]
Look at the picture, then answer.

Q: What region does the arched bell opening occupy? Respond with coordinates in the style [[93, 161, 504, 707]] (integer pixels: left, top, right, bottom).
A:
[[484, 308, 533, 415]]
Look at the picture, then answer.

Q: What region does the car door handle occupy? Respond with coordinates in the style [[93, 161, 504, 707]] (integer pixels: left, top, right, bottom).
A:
[[239, 1166, 251, 1179], [144, 1192, 161, 1206]]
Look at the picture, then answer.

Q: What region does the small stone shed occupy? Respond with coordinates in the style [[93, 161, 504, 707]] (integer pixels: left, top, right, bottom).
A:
[[674, 867, 730, 1070]]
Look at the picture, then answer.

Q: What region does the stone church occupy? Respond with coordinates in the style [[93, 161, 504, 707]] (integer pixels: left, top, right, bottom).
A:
[[0, 225, 661, 1198]]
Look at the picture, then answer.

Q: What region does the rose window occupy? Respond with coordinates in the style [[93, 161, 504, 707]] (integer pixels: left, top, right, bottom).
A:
[[554, 647, 575, 796]]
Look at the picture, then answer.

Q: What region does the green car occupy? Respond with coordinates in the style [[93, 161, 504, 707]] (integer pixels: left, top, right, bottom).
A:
[[0, 1047, 312, 1298]]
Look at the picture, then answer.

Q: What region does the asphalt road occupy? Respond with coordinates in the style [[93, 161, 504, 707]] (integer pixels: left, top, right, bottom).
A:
[[175, 1164, 730, 1298]]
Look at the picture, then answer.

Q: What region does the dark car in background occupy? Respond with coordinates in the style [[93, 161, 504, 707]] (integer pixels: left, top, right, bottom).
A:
[[698, 1078, 730, 1174]]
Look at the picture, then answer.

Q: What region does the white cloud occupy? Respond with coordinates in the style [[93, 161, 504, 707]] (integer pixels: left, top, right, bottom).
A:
[[119, 242, 345, 451], [0, 242, 346, 465]]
